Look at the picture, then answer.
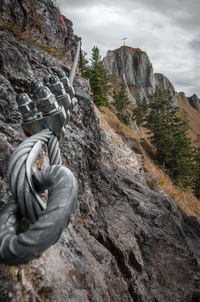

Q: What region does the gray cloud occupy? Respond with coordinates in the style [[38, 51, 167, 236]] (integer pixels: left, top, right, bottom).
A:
[[189, 36, 200, 51], [59, 0, 200, 96]]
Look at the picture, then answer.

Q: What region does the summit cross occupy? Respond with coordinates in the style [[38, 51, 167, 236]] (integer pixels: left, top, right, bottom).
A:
[[122, 37, 128, 46]]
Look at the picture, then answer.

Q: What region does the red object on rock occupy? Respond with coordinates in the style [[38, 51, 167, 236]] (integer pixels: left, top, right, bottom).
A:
[[58, 13, 66, 26]]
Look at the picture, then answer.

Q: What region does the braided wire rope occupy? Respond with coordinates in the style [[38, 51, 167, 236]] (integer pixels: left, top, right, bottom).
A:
[[7, 129, 62, 223], [69, 40, 81, 86], [0, 38, 81, 265], [0, 129, 78, 265]]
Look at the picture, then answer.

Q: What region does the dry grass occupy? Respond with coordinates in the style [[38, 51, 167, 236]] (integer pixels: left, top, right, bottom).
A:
[[95, 104, 200, 220], [0, 22, 65, 61], [143, 149, 200, 218], [113, 46, 142, 55], [177, 93, 200, 143], [139, 103, 200, 219], [95, 106, 139, 140]]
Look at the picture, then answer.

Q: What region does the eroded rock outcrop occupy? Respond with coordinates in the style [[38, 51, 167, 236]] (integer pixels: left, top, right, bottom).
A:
[[103, 46, 155, 102], [0, 1, 200, 302], [155, 72, 177, 105], [177, 91, 189, 106], [188, 94, 200, 112], [103, 46, 178, 105]]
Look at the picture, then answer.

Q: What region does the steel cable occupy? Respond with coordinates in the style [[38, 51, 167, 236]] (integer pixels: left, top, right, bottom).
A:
[[69, 40, 81, 86], [0, 165, 77, 265], [0, 38, 80, 265], [7, 129, 53, 223], [0, 128, 78, 265]]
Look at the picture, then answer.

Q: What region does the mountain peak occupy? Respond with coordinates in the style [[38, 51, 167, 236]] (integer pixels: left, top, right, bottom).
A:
[[103, 45, 177, 104]]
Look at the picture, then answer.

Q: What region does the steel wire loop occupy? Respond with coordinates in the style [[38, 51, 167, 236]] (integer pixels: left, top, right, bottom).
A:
[[0, 129, 78, 265], [0, 38, 81, 265]]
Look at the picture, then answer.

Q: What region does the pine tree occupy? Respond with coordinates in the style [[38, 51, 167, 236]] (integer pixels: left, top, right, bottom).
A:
[[134, 96, 148, 126], [88, 47, 110, 107], [113, 79, 130, 124], [144, 86, 195, 187], [79, 50, 90, 78], [194, 135, 200, 199], [113, 80, 130, 111]]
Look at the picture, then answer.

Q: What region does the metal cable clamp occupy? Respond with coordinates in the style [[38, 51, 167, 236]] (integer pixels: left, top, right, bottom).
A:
[[0, 40, 81, 265]]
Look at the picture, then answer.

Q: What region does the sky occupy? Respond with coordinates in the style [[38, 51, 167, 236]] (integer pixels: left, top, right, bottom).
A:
[[58, 0, 200, 96]]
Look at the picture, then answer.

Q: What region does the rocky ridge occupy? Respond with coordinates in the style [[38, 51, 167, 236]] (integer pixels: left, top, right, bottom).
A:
[[188, 94, 200, 113], [103, 46, 155, 103], [0, 1, 200, 302], [154, 73, 177, 104], [103, 46, 178, 105], [103, 46, 200, 112]]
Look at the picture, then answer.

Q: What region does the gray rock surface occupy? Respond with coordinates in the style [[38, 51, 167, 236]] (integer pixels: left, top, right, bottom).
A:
[[0, 1, 200, 301], [103, 46, 155, 101], [155, 73, 178, 105], [0, 0, 73, 49], [103, 46, 178, 105], [188, 94, 200, 112], [177, 91, 189, 106]]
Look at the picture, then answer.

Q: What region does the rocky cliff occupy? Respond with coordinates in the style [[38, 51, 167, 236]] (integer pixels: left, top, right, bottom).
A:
[[0, 1, 200, 302], [103, 46, 178, 105], [103, 46, 155, 103], [188, 94, 200, 113], [154, 73, 177, 105]]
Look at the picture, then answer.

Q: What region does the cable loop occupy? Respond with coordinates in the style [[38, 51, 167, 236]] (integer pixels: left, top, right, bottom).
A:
[[0, 129, 78, 265]]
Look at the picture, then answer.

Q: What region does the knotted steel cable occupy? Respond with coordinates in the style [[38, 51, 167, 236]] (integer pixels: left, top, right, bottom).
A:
[[0, 39, 81, 265]]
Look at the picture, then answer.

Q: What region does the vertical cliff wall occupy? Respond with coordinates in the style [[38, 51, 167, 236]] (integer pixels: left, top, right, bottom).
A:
[[103, 46, 178, 105]]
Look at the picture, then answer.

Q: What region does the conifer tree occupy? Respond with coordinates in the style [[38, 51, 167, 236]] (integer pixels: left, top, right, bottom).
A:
[[134, 96, 148, 126], [194, 135, 200, 199], [88, 46, 110, 107], [113, 80, 130, 111], [144, 87, 195, 187], [79, 50, 90, 78], [113, 79, 130, 124]]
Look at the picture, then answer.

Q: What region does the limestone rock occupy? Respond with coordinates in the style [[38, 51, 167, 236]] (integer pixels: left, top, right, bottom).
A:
[[0, 0, 73, 49], [155, 73, 178, 105], [177, 91, 189, 106], [188, 94, 200, 112], [103, 46, 178, 105], [103, 46, 155, 102]]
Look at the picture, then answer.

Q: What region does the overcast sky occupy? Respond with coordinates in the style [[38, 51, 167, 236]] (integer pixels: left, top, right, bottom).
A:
[[59, 0, 200, 96]]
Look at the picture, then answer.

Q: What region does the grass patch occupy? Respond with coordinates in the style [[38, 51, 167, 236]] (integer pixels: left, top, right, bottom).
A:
[[0, 22, 65, 61], [95, 107, 200, 220]]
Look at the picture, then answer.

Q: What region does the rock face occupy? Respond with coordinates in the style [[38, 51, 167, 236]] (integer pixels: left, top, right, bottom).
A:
[[155, 73, 177, 105], [0, 1, 200, 302], [103, 46, 155, 102], [103, 46, 177, 104], [177, 91, 189, 106], [0, 0, 73, 49], [188, 94, 200, 112]]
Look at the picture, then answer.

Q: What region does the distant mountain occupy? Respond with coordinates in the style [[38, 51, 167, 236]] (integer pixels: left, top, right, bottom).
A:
[[188, 94, 200, 112], [103, 46, 200, 111]]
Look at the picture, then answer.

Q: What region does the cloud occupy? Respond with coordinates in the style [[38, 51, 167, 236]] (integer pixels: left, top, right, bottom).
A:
[[60, 0, 200, 96]]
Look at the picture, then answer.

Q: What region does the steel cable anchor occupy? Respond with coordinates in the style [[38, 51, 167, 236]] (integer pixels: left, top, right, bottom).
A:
[[0, 39, 81, 265]]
